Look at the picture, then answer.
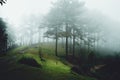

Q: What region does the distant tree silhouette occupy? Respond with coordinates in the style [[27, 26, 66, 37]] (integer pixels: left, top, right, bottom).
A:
[[0, 18, 7, 54]]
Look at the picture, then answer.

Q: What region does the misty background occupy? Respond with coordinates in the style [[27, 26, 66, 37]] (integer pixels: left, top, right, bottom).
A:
[[0, 0, 120, 54], [1, 0, 120, 80]]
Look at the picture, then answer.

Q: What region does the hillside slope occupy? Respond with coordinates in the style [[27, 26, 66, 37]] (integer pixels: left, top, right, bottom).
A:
[[0, 46, 96, 80]]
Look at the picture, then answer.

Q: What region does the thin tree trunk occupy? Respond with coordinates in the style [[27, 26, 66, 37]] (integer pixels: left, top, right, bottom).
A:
[[66, 23, 68, 58], [70, 37, 72, 54], [73, 29, 75, 57], [55, 27, 58, 56], [62, 37, 64, 48], [38, 27, 42, 59]]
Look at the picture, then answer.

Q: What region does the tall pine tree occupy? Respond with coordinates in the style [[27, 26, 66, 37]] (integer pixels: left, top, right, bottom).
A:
[[0, 18, 7, 54]]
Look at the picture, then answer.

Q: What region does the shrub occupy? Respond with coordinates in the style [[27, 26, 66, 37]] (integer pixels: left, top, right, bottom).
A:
[[18, 57, 41, 68]]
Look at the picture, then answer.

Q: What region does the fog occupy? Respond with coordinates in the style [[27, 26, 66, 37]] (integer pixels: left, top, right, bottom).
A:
[[0, 0, 120, 53], [85, 0, 120, 22], [1, 0, 120, 23]]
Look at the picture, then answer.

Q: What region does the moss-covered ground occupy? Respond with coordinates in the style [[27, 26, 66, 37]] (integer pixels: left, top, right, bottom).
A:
[[0, 46, 96, 80]]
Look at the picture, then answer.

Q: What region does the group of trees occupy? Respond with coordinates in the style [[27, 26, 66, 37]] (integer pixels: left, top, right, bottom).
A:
[[44, 0, 105, 59], [5, 0, 109, 65], [45, 0, 85, 57], [0, 17, 15, 55], [15, 15, 45, 46], [15, 0, 106, 60], [13, 0, 109, 61], [0, 0, 16, 55], [0, 18, 7, 54], [1, 0, 120, 79]]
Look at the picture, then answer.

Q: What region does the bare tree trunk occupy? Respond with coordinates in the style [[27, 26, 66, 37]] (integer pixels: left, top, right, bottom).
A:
[[94, 33, 96, 52], [62, 37, 64, 48], [73, 29, 75, 57], [65, 23, 68, 58], [38, 27, 42, 59], [96, 33, 99, 53], [55, 27, 58, 56], [30, 32, 33, 45], [69, 37, 72, 54]]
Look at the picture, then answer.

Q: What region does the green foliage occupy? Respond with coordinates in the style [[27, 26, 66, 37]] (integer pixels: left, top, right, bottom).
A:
[[0, 18, 7, 54], [0, 46, 96, 80], [41, 42, 65, 56]]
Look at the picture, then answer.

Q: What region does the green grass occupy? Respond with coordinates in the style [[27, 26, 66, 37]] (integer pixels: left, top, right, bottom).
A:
[[0, 46, 96, 80], [43, 59, 70, 73], [41, 42, 65, 56]]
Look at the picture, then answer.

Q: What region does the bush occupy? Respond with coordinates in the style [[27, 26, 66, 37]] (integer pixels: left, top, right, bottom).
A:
[[18, 57, 41, 68]]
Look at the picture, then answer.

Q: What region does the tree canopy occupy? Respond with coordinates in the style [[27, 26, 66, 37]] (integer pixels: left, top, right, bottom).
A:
[[0, 18, 7, 54]]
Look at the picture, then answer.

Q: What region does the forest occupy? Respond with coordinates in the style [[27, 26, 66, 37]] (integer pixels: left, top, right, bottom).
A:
[[0, 0, 120, 80]]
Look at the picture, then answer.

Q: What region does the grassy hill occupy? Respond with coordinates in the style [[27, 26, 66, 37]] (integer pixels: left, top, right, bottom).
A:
[[0, 46, 96, 80]]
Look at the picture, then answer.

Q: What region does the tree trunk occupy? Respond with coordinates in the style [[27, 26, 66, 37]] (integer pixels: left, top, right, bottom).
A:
[[38, 27, 42, 59], [93, 33, 96, 53], [65, 23, 68, 58], [55, 27, 58, 56], [62, 37, 64, 48], [70, 37, 72, 54], [73, 29, 75, 57]]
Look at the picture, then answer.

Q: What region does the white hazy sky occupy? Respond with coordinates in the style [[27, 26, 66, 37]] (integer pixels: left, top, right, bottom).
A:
[[0, 0, 52, 26], [0, 0, 120, 25], [85, 0, 120, 21]]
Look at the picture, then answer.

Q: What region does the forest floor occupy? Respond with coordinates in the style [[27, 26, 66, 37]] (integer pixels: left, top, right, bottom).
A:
[[0, 46, 96, 80]]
